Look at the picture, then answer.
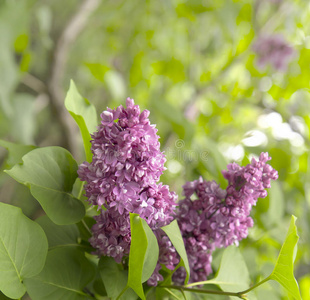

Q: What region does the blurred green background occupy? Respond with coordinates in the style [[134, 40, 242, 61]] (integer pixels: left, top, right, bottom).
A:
[[0, 0, 309, 299]]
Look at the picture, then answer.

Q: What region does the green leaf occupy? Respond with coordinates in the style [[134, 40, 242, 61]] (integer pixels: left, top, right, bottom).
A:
[[0, 139, 36, 168], [99, 256, 137, 300], [126, 213, 159, 300], [36, 215, 80, 249], [0, 202, 48, 299], [65, 80, 98, 162], [5, 146, 85, 225], [269, 216, 302, 300], [188, 246, 250, 293], [24, 248, 96, 300], [85, 62, 110, 82], [0, 292, 12, 300], [141, 218, 159, 283], [161, 220, 190, 284]]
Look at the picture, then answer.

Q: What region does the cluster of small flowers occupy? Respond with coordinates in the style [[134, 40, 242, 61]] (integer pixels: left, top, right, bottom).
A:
[[172, 153, 278, 284], [78, 98, 177, 266], [252, 34, 295, 71], [79, 98, 279, 286]]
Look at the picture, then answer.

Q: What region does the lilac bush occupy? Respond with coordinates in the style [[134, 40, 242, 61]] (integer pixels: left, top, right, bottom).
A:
[[252, 34, 295, 71], [78, 98, 278, 287]]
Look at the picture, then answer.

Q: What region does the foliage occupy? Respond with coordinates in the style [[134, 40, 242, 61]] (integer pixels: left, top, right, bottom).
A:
[[0, 0, 308, 299]]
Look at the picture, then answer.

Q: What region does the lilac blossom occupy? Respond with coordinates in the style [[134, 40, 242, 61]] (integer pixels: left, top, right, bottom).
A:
[[78, 98, 177, 275], [78, 97, 166, 212], [173, 153, 278, 284], [90, 208, 131, 263], [252, 34, 295, 71]]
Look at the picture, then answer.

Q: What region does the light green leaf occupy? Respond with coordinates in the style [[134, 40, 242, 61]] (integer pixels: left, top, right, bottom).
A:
[[36, 215, 80, 249], [85, 62, 110, 82], [269, 216, 301, 300], [0, 202, 48, 299], [24, 248, 96, 300], [126, 213, 159, 300], [187, 246, 250, 293], [161, 220, 190, 284], [141, 218, 159, 283], [99, 256, 137, 300], [65, 80, 98, 162], [5, 146, 85, 225], [0, 139, 36, 168]]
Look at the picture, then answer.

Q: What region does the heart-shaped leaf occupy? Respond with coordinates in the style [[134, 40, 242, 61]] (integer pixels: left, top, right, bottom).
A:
[[5, 146, 85, 225], [0, 203, 48, 299]]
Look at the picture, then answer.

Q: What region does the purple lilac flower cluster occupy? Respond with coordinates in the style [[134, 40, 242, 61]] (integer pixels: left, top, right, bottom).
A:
[[78, 98, 177, 267], [252, 34, 295, 71], [173, 153, 278, 284]]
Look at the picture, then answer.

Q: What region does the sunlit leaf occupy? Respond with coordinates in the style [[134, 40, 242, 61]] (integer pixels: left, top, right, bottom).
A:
[[269, 216, 301, 300], [65, 80, 98, 162], [0, 202, 48, 299]]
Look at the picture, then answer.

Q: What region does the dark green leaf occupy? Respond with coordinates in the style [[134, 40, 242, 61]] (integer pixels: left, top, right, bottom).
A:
[[5, 146, 85, 225], [36, 215, 80, 249], [24, 248, 96, 300], [0, 202, 48, 299], [161, 220, 190, 284], [65, 80, 98, 162], [99, 256, 137, 300]]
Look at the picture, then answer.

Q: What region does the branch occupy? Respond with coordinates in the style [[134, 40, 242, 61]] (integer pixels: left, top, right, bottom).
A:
[[47, 0, 100, 156]]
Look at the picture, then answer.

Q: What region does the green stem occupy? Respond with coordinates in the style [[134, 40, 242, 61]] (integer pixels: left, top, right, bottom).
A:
[[116, 286, 128, 300], [81, 218, 92, 235], [160, 275, 272, 299], [163, 287, 184, 300], [159, 286, 245, 298], [238, 276, 271, 294], [78, 181, 85, 200]]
